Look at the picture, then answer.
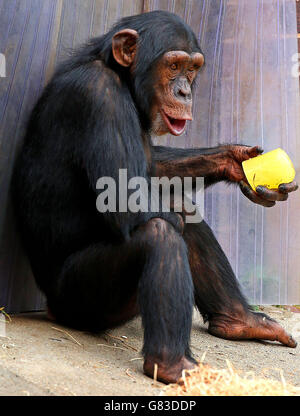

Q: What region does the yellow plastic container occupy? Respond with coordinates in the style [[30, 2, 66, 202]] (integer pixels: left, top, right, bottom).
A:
[[242, 148, 295, 191]]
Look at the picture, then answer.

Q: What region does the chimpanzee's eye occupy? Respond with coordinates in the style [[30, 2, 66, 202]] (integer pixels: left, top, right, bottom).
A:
[[170, 63, 178, 71], [188, 65, 199, 72]]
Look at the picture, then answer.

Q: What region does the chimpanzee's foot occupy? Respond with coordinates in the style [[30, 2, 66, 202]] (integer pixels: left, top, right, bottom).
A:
[[144, 355, 197, 384], [208, 310, 297, 348]]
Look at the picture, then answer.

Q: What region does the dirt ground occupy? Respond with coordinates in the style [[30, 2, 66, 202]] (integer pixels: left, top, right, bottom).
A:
[[0, 306, 299, 396]]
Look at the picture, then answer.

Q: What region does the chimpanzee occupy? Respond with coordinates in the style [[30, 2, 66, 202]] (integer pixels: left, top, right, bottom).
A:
[[12, 11, 298, 384]]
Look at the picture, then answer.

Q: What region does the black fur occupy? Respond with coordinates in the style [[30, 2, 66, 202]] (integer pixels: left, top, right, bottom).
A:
[[12, 11, 250, 365]]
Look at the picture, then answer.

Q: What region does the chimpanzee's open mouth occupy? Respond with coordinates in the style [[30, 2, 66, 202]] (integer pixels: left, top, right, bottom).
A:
[[161, 111, 188, 136]]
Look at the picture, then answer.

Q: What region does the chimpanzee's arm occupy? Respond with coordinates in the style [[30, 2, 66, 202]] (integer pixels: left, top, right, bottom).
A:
[[153, 145, 298, 207], [153, 144, 255, 188]]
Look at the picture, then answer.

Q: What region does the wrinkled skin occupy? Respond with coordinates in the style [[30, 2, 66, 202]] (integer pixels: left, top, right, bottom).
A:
[[151, 51, 204, 136]]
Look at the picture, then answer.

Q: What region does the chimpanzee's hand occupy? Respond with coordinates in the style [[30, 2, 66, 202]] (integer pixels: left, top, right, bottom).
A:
[[239, 180, 298, 207], [222, 145, 264, 183], [222, 145, 298, 207]]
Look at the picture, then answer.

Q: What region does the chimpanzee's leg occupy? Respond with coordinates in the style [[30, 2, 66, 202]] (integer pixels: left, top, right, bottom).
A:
[[138, 219, 196, 383], [183, 221, 297, 348], [47, 218, 196, 383], [47, 240, 143, 331]]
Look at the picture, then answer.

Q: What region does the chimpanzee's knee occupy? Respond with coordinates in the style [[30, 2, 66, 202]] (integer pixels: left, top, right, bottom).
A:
[[138, 217, 184, 248]]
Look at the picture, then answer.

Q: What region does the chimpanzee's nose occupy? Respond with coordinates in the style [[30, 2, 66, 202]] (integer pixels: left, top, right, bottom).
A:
[[174, 79, 192, 102]]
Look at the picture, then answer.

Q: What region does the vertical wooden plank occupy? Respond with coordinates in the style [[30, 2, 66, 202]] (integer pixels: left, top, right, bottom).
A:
[[0, 0, 57, 312], [143, 0, 151, 12], [0, 0, 18, 52], [73, 0, 95, 48], [105, 0, 121, 31], [297, 0, 300, 51], [44, 0, 63, 86], [55, 0, 77, 65], [90, 0, 108, 38], [0, 0, 44, 229], [125, 0, 143, 16]]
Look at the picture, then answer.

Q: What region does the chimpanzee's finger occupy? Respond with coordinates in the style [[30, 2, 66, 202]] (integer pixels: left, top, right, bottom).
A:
[[245, 145, 264, 158], [278, 181, 299, 194], [256, 186, 289, 202], [239, 181, 276, 207], [234, 145, 264, 163]]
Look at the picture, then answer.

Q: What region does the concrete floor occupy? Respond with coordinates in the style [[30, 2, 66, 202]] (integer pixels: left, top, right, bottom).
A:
[[0, 306, 299, 396]]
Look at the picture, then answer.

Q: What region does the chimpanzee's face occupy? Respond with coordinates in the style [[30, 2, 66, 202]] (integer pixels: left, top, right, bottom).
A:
[[111, 28, 204, 136], [151, 51, 204, 136]]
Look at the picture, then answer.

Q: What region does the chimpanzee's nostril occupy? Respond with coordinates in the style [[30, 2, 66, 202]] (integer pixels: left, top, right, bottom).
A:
[[176, 84, 192, 101]]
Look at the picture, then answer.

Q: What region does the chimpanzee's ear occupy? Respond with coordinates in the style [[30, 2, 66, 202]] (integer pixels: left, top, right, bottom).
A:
[[112, 29, 139, 67]]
